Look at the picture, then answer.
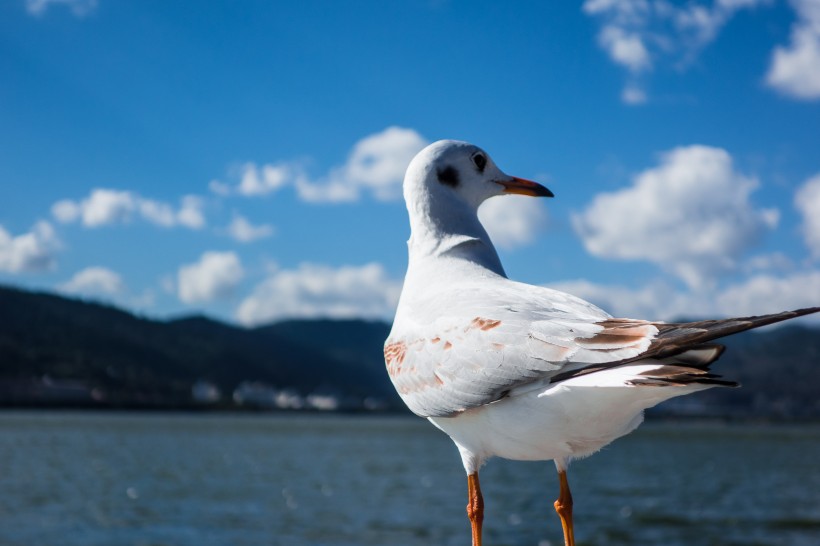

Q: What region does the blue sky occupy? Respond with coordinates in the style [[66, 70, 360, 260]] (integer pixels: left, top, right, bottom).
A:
[[1, 0, 819, 325]]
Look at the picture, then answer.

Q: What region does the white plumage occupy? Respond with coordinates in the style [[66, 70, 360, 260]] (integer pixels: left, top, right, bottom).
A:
[[385, 139, 818, 546]]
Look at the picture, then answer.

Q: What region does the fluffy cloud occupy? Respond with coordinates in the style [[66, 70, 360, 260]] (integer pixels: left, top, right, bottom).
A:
[[311, 126, 429, 202], [548, 270, 820, 321], [572, 145, 778, 288], [714, 270, 820, 316], [178, 251, 244, 304], [52, 189, 131, 226], [51, 189, 206, 230], [226, 215, 274, 243], [547, 278, 682, 320], [236, 163, 292, 197], [58, 267, 125, 298], [25, 0, 97, 17], [236, 262, 401, 325], [0, 221, 60, 274], [795, 173, 820, 258], [478, 195, 548, 250], [585, 0, 820, 102], [742, 252, 794, 274], [211, 127, 428, 203], [582, 0, 770, 102], [597, 24, 652, 73], [766, 0, 820, 100], [57, 267, 158, 309], [176, 196, 206, 229]]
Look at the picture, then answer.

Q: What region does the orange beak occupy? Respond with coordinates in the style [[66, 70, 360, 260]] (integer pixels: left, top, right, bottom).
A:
[[498, 177, 554, 197]]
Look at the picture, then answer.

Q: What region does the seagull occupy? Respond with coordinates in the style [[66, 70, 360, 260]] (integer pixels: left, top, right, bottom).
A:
[[384, 140, 819, 546]]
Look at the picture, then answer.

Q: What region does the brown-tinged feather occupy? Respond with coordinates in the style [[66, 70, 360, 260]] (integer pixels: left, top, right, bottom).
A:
[[552, 307, 820, 384]]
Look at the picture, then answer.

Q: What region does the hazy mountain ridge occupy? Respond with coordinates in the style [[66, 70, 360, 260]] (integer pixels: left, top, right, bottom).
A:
[[1, 285, 818, 418], [0, 285, 397, 410]]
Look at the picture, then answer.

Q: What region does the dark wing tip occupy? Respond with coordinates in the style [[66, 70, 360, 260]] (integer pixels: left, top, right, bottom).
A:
[[550, 307, 818, 385], [654, 306, 820, 359]]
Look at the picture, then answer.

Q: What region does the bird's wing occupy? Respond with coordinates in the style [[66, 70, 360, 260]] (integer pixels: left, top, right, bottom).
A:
[[386, 278, 820, 418], [549, 306, 820, 383], [385, 280, 660, 418]]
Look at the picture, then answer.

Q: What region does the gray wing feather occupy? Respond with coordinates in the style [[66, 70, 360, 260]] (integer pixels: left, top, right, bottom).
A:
[[550, 307, 820, 384], [386, 283, 660, 417]]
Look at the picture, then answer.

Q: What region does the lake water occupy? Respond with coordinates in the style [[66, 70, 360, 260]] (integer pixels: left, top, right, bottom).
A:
[[0, 412, 818, 546]]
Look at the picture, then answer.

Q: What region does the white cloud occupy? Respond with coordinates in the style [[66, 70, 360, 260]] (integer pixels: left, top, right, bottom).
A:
[[742, 252, 794, 274], [213, 127, 428, 203], [326, 126, 429, 202], [58, 266, 125, 298], [572, 145, 778, 288], [0, 221, 60, 274], [295, 126, 429, 202], [178, 251, 244, 304], [237, 163, 293, 196], [766, 0, 820, 100], [547, 278, 682, 320], [25, 0, 97, 17], [71, 188, 134, 227], [582, 0, 770, 102], [547, 270, 820, 321], [714, 270, 820, 316], [226, 215, 274, 243], [621, 84, 648, 104], [51, 189, 206, 230], [177, 195, 206, 229], [583, 0, 650, 21], [598, 24, 652, 72], [795, 173, 820, 258], [478, 195, 548, 250], [236, 262, 401, 325], [51, 200, 81, 223], [208, 179, 231, 196], [137, 199, 175, 227], [57, 267, 159, 309], [293, 172, 358, 203]]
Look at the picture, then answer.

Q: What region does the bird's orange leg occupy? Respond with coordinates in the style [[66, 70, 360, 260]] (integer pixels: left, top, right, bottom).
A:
[[467, 472, 484, 546], [554, 469, 575, 546]]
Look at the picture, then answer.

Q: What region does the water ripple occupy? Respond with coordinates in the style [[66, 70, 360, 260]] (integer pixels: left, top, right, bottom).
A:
[[0, 412, 818, 546]]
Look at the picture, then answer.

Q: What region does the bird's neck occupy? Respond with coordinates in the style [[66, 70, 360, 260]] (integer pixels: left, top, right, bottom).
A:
[[406, 198, 506, 278]]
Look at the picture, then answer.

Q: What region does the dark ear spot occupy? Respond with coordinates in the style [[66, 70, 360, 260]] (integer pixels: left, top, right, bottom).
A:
[[437, 165, 459, 187]]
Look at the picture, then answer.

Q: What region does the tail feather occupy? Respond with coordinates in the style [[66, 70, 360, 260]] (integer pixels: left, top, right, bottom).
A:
[[551, 307, 820, 384], [659, 343, 725, 367], [650, 307, 820, 360], [626, 363, 739, 388]]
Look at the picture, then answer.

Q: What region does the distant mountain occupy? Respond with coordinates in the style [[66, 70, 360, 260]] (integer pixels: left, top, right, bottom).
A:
[[0, 285, 398, 410], [1, 284, 818, 418]]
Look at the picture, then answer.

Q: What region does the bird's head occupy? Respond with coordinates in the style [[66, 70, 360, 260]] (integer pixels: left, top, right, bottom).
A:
[[404, 140, 553, 213]]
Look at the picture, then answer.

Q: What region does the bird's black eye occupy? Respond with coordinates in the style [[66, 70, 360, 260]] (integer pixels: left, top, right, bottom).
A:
[[472, 153, 487, 172]]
